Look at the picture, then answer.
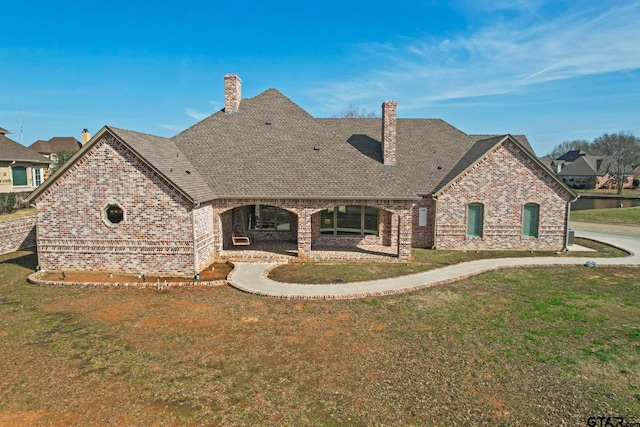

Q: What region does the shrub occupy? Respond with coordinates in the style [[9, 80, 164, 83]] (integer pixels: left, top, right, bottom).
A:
[[0, 193, 17, 215], [0, 192, 32, 215]]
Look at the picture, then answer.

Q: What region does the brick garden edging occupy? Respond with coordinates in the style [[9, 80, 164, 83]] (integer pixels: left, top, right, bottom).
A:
[[27, 271, 228, 288]]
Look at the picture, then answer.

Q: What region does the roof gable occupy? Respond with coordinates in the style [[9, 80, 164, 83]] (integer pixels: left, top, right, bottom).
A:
[[27, 126, 212, 204], [433, 135, 576, 198], [558, 155, 598, 176]]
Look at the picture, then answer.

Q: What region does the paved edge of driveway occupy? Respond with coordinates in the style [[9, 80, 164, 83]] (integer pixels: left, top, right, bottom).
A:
[[227, 229, 640, 300]]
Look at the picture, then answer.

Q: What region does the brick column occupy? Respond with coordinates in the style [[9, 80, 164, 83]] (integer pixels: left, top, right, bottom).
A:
[[212, 212, 223, 258], [390, 212, 399, 249], [297, 211, 312, 259], [397, 210, 412, 262]]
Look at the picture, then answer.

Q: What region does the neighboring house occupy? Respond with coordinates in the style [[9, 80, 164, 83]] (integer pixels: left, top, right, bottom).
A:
[[0, 126, 51, 193], [549, 150, 634, 189], [29, 130, 88, 179], [27, 75, 576, 277]]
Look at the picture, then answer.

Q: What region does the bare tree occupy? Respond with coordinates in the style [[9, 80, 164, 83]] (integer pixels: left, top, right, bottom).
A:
[[332, 104, 379, 118], [543, 139, 591, 160], [591, 131, 640, 195]]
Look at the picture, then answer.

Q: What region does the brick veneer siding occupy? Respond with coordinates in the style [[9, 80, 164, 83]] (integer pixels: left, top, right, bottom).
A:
[[0, 215, 36, 254], [34, 135, 198, 277], [412, 200, 436, 248], [193, 204, 216, 273], [213, 198, 414, 261], [435, 141, 570, 250]]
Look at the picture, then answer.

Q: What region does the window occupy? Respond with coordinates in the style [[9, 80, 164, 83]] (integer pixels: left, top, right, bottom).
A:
[[467, 203, 484, 237], [523, 203, 540, 237], [320, 205, 379, 236], [105, 204, 124, 224], [33, 168, 42, 186], [247, 205, 292, 231], [11, 166, 28, 186]]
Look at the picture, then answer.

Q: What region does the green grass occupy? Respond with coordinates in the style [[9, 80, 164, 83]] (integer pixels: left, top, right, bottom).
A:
[[1, 249, 639, 425], [269, 237, 627, 284], [0, 208, 36, 222], [571, 206, 640, 225]]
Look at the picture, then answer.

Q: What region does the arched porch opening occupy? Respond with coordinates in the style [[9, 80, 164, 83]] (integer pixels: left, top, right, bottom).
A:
[[219, 204, 299, 260]]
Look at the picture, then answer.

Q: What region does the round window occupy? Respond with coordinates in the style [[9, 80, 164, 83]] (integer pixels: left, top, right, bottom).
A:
[[105, 204, 124, 224]]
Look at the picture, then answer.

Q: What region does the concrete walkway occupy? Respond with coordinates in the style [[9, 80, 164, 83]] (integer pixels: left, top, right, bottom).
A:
[[227, 228, 640, 300]]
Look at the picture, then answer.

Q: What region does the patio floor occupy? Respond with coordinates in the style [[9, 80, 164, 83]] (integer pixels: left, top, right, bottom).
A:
[[219, 241, 399, 263]]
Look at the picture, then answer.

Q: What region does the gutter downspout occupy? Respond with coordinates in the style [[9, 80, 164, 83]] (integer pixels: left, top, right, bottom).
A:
[[431, 194, 438, 249], [191, 201, 201, 278], [564, 195, 580, 251]]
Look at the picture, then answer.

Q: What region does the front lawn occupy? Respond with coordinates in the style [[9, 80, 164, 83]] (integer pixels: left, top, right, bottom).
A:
[[0, 208, 36, 222], [571, 206, 640, 225], [1, 249, 638, 425], [269, 238, 626, 284]]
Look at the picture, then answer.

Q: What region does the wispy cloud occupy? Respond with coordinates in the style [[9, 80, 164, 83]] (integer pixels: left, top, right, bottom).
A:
[[184, 108, 209, 121], [309, 1, 640, 112]]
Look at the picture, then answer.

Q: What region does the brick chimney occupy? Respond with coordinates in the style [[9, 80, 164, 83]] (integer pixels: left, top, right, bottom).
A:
[[81, 128, 90, 145], [224, 74, 242, 113], [382, 100, 397, 165]]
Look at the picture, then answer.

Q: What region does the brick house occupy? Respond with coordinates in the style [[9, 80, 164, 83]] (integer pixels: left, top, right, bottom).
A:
[[27, 75, 576, 277]]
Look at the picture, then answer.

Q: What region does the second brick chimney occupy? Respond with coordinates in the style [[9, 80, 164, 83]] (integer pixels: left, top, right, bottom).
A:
[[382, 100, 397, 165], [224, 74, 242, 113]]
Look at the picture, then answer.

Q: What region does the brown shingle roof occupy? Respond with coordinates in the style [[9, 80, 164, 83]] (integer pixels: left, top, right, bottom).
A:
[[29, 86, 570, 203], [29, 137, 81, 154], [173, 89, 417, 199], [1, 132, 51, 163]]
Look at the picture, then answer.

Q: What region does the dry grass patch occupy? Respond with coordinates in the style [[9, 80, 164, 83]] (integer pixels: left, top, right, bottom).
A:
[[1, 250, 639, 425]]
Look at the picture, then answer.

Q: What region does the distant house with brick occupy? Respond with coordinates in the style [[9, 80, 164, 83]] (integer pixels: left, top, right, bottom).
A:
[[27, 75, 577, 277], [0, 127, 50, 193], [549, 150, 634, 189]]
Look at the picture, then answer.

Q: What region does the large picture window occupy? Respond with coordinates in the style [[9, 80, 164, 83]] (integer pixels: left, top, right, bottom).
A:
[[247, 205, 291, 231], [320, 205, 379, 236], [523, 203, 540, 237], [467, 203, 484, 237]]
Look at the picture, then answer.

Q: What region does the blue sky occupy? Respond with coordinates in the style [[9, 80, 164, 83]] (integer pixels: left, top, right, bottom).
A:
[[1, 0, 639, 156]]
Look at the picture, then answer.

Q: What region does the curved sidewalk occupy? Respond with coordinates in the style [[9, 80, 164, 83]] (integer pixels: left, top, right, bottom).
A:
[[227, 229, 640, 300]]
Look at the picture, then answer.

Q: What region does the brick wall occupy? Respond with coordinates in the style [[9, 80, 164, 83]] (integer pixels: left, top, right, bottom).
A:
[[0, 215, 36, 254], [193, 204, 216, 273], [412, 199, 436, 248], [34, 135, 197, 276], [435, 141, 570, 250]]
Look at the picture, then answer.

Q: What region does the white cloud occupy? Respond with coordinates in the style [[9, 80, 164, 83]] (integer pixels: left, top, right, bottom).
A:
[[308, 1, 640, 112], [184, 108, 209, 121]]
